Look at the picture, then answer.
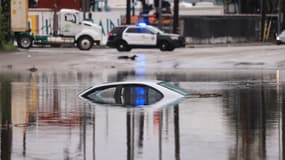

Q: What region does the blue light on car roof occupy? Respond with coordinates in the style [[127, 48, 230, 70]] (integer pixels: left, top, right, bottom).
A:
[[137, 22, 147, 27], [135, 87, 145, 95], [134, 87, 146, 107]]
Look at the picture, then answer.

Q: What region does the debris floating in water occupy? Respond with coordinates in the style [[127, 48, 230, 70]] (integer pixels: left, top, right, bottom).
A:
[[28, 66, 38, 72], [118, 55, 137, 60], [186, 93, 223, 98]]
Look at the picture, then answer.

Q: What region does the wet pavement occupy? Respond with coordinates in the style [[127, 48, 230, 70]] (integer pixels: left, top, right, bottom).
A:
[[2, 45, 285, 73], [0, 69, 284, 160]]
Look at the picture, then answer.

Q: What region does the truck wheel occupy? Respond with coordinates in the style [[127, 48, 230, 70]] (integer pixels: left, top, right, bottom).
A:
[[18, 36, 33, 49], [78, 36, 93, 50], [158, 41, 169, 51], [116, 41, 130, 52]]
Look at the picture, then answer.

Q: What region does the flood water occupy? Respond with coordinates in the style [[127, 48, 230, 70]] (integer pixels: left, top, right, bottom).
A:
[[0, 70, 284, 160]]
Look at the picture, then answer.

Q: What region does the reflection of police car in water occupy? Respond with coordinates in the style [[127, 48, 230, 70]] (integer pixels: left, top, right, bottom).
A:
[[78, 81, 188, 108], [107, 23, 186, 52]]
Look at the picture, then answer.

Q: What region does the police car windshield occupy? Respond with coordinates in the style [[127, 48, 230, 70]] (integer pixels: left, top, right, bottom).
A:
[[147, 26, 165, 34]]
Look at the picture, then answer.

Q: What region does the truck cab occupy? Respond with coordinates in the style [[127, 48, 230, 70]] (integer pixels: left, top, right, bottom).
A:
[[57, 9, 102, 50], [13, 7, 102, 50]]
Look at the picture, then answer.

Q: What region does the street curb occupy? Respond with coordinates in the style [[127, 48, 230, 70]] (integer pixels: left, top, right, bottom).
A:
[[186, 42, 276, 48]]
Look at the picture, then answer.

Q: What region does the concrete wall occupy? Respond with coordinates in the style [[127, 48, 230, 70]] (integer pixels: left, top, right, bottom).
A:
[[181, 15, 278, 44]]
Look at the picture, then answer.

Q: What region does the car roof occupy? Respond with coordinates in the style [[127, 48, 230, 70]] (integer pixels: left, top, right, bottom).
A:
[[78, 80, 163, 99], [78, 80, 163, 98], [95, 80, 162, 87], [114, 25, 153, 28]]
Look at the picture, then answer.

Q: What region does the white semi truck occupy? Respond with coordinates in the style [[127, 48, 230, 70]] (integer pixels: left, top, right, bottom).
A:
[[11, 0, 102, 50]]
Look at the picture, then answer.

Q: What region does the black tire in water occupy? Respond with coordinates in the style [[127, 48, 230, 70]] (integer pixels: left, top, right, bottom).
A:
[[159, 41, 170, 51], [116, 41, 130, 52]]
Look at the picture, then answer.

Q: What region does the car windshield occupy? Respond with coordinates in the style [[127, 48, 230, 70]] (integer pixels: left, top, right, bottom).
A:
[[147, 26, 165, 34], [158, 82, 189, 96]]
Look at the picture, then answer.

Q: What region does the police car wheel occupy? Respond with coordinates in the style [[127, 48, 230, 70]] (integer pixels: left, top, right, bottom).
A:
[[167, 46, 175, 51], [159, 41, 169, 51], [116, 41, 130, 52]]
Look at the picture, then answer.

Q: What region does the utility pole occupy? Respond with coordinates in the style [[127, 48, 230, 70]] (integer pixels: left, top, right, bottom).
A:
[[158, 0, 162, 29], [278, 0, 281, 34], [278, 0, 282, 34], [82, 0, 90, 19], [126, 0, 131, 24], [173, 0, 179, 33], [94, 0, 99, 11], [82, 0, 86, 19], [260, 0, 265, 41], [238, 0, 241, 13], [131, 0, 135, 16], [104, 0, 109, 11]]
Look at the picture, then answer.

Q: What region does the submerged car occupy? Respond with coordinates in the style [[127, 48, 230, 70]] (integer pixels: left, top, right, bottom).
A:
[[107, 24, 186, 52], [276, 30, 285, 45], [78, 81, 189, 108]]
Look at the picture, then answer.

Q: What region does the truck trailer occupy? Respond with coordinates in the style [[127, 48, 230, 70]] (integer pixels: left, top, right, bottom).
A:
[[11, 0, 102, 50]]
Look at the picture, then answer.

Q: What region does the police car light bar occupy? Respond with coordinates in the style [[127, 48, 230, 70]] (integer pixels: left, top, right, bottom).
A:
[[137, 22, 147, 27]]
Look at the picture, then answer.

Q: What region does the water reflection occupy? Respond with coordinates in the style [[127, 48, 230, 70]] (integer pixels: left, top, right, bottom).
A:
[[0, 70, 284, 160], [0, 76, 12, 160], [223, 83, 279, 160]]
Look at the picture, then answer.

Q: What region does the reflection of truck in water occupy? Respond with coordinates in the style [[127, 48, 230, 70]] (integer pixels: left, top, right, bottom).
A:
[[11, 0, 102, 50]]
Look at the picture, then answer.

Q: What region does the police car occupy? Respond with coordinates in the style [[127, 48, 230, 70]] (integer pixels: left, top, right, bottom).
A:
[[107, 23, 185, 52]]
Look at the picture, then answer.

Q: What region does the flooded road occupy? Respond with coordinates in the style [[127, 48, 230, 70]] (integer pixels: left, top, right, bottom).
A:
[[0, 70, 284, 160]]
